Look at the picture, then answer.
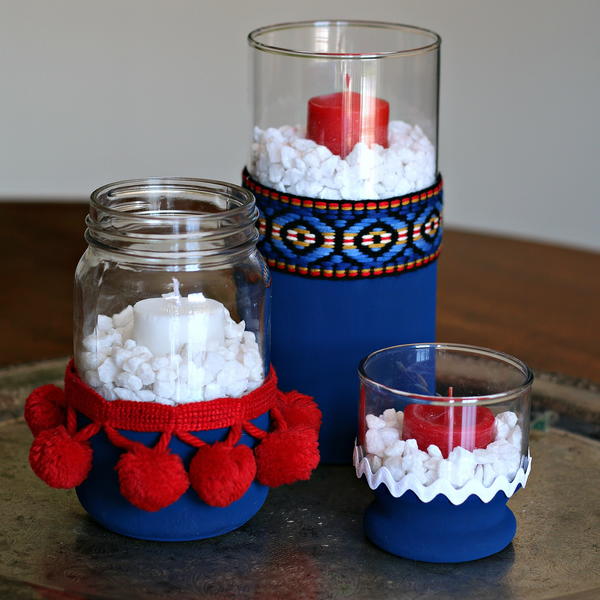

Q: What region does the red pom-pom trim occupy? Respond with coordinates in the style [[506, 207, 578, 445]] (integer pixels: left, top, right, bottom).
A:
[[189, 442, 257, 507], [27, 363, 321, 510], [24, 385, 65, 436], [116, 446, 189, 512], [278, 391, 322, 432], [255, 426, 320, 487], [29, 425, 93, 488]]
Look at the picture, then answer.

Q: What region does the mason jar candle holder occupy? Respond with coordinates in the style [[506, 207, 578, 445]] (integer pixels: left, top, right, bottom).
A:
[[24, 178, 321, 541], [355, 343, 533, 562], [244, 20, 442, 463]]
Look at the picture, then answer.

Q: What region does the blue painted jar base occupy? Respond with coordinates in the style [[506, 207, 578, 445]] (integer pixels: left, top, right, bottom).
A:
[[270, 265, 437, 464], [364, 488, 516, 563], [76, 412, 270, 541], [77, 483, 268, 542]]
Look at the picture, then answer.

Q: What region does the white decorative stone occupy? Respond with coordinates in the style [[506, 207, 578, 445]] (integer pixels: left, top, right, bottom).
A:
[[365, 429, 385, 456], [250, 121, 436, 200], [362, 409, 525, 493]]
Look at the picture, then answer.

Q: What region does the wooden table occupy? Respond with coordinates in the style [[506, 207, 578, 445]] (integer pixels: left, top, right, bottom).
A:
[[1, 202, 599, 383], [1, 203, 599, 600]]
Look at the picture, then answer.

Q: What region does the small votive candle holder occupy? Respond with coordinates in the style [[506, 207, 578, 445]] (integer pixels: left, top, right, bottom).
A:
[[355, 343, 533, 562]]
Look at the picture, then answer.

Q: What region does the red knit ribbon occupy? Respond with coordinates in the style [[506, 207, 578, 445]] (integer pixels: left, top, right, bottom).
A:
[[64, 359, 278, 432]]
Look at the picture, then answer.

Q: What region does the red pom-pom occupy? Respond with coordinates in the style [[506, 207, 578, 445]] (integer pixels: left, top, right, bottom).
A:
[[278, 391, 322, 432], [255, 426, 319, 487], [29, 425, 93, 488], [24, 385, 65, 436], [116, 446, 189, 512], [189, 442, 256, 507]]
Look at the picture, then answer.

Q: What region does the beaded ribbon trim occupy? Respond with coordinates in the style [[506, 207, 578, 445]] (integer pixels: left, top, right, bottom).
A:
[[242, 168, 443, 279]]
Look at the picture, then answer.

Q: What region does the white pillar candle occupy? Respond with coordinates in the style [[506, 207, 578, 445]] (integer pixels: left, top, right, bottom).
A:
[[133, 291, 227, 357]]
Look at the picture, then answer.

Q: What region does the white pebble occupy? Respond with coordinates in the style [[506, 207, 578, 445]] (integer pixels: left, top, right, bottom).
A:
[[366, 414, 386, 430], [204, 382, 223, 401], [474, 464, 484, 483], [116, 372, 143, 392], [369, 455, 382, 472], [507, 426, 522, 449], [156, 368, 176, 383], [112, 305, 133, 328], [402, 453, 426, 476], [448, 447, 476, 487], [136, 389, 156, 402], [384, 440, 406, 457], [84, 370, 101, 388], [424, 456, 441, 471], [153, 380, 175, 399], [151, 356, 169, 370], [437, 460, 452, 481], [82, 334, 97, 353], [123, 356, 145, 374], [383, 456, 404, 480], [98, 358, 118, 384], [483, 464, 496, 487], [137, 362, 156, 385], [427, 444, 442, 458], [79, 351, 101, 371], [96, 315, 113, 332], [382, 408, 397, 424], [404, 438, 418, 453], [379, 427, 400, 447], [396, 411, 404, 430], [365, 429, 385, 456], [114, 387, 138, 401], [112, 348, 132, 368], [494, 419, 511, 441], [497, 411, 518, 428]]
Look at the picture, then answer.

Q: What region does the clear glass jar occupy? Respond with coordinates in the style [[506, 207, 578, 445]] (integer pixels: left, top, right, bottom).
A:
[[247, 20, 440, 200], [358, 344, 532, 488], [74, 178, 270, 405]]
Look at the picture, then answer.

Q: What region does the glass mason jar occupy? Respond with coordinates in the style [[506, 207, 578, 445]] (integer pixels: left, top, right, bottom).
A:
[[248, 20, 440, 200], [356, 343, 533, 562], [74, 178, 270, 405]]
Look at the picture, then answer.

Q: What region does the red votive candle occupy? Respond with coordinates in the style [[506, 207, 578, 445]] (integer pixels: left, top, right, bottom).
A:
[[306, 91, 389, 158], [402, 404, 495, 458]]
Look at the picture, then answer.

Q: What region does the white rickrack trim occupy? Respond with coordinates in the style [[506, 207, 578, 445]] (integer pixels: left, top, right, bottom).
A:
[[354, 445, 532, 505]]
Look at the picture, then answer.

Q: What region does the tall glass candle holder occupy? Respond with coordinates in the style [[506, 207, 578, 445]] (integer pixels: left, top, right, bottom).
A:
[[244, 21, 442, 462], [355, 343, 533, 562]]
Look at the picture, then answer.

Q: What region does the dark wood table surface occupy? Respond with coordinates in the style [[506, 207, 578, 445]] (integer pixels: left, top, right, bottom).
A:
[[1, 202, 599, 383]]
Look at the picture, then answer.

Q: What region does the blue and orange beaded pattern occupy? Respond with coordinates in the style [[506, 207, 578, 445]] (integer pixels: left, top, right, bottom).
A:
[[242, 169, 443, 279]]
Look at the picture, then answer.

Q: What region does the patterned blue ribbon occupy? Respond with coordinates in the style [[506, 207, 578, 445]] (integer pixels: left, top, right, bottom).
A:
[[243, 169, 443, 279]]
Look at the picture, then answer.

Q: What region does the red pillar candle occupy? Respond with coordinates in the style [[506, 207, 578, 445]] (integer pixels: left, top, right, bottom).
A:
[[306, 91, 390, 158], [402, 405, 495, 458]]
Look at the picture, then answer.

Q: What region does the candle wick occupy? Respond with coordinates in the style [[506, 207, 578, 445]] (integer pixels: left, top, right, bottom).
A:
[[448, 386, 454, 397], [171, 277, 181, 299]]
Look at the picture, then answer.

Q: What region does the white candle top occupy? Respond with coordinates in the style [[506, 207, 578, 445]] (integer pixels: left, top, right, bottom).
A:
[[133, 288, 226, 356]]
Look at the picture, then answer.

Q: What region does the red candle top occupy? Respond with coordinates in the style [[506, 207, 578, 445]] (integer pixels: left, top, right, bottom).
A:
[[306, 91, 389, 158], [402, 404, 495, 458]]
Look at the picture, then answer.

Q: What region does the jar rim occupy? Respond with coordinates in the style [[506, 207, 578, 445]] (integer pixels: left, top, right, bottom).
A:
[[358, 343, 534, 406], [248, 20, 441, 59], [90, 177, 255, 222]]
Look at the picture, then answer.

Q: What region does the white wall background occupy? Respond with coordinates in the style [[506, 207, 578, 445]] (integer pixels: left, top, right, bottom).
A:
[[1, 0, 598, 251]]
